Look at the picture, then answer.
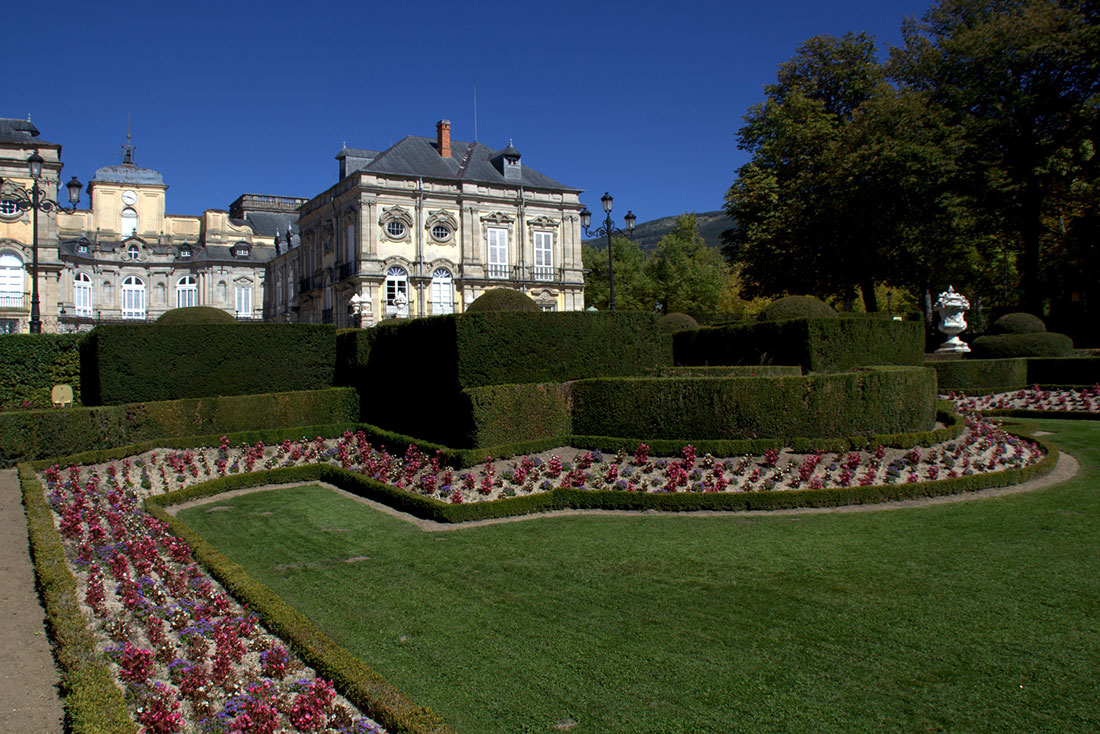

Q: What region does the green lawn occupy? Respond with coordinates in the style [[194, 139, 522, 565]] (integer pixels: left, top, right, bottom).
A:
[[179, 419, 1100, 734]]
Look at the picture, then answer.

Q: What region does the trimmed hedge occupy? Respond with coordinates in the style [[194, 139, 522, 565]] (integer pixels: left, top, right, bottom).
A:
[[970, 332, 1075, 359], [464, 288, 540, 312], [359, 312, 672, 443], [655, 365, 802, 378], [461, 382, 572, 448], [147, 476, 456, 734], [657, 312, 700, 334], [928, 358, 1028, 391], [155, 306, 236, 324], [570, 367, 936, 441], [0, 388, 358, 466], [992, 312, 1046, 334], [80, 323, 338, 405], [757, 295, 836, 322], [18, 465, 136, 733], [674, 317, 924, 372], [1026, 357, 1100, 386], [0, 333, 83, 409]]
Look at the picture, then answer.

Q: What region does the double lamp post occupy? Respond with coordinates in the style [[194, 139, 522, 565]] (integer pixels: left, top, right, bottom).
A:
[[0, 153, 83, 332], [580, 192, 635, 312]]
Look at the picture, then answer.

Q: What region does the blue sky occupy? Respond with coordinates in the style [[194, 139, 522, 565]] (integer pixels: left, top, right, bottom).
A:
[[11, 0, 928, 224]]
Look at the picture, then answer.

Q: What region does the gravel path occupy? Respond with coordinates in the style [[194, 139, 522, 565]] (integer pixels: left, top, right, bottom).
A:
[[0, 469, 63, 734]]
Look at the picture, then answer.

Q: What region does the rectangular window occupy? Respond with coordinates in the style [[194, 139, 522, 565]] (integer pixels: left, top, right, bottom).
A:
[[235, 286, 252, 318], [487, 227, 509, 279], [74, 283, 93, 316], [346, 224, 357, 266], [121, 288, 145, 320], [533, 231, 553, 281]]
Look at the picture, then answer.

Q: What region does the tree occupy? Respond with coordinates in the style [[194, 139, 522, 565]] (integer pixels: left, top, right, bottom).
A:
[[582, 236, 654, 311], [724, 32, 894, 311], [890, 0, 1100, 312], [645, 214, 729, 314]]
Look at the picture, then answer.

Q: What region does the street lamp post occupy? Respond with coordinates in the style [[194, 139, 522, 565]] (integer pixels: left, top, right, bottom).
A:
[[0, 152, 82, 333], [580, 192, 635, 311]]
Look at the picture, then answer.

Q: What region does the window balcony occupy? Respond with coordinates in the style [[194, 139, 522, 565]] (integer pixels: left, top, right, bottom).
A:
[[0, 293, 25, 309], [531, 266, 555, 282], [487, 264, 510, 279]]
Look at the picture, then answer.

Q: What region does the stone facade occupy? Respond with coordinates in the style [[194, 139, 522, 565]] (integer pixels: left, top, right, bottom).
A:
[[266, 120, 585, 327], [0, 118, 298, 333]]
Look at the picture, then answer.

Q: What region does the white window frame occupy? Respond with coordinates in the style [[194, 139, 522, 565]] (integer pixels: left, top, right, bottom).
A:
[[121, 276, 146, 319], [176, 275, 197, 309], [73, 271, 93, 316], [121, 208, 138, 238], [235, 284, 252, 318], [429, 268, 454, 315], [487, 227, 509, 279], [126, 244, 140, 261], [0, 253, 24, 308], [385, 266, 409, 318], [533, 231, 554, 281]]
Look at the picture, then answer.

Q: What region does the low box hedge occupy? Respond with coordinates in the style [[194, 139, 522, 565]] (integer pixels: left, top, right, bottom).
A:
[[654, 365, 802, 378], [928, 358, 1028, 392], [0, 387, 358, 466], [673, 317, 924, 372], [81, 323, 339, 406], [569, 367, 936, 442], [0, 333, 83, 409]]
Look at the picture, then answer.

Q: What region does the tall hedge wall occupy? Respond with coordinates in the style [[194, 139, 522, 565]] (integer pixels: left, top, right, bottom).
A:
[[1026, 357, 1100, 385], [0, 333, 83, 409], [0, 387, 357, 466], [358, 312, 672, 440], [928, 358, 1028, 391], [80, 324, 338, 406], [673, 317, 924, 372], [570, 367, 936, 441], [460, 382, 573, 448]]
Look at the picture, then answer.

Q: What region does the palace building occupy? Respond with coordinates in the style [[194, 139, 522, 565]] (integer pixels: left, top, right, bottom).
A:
[[267, 120, 586, 326]]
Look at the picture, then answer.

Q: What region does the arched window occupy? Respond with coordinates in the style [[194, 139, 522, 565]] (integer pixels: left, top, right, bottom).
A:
[[102, 280, 114, 307], [73, 272, 93, 316], [121, 208, 138, 238], [121, 276, 146, 319], [216, 281, 227, 304], [154, 282, 166, 306], [430, 268, 454, 315], [0, 253, 24, 308], [176, 275, 197, 308], [385, 266, 409, 318]]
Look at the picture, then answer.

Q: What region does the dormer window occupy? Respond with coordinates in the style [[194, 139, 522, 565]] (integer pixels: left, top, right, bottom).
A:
[[77, 243, 89, 255], [126, 244, 140, 261], [179, 246, 192, 259], [234, 243, 250, 258]]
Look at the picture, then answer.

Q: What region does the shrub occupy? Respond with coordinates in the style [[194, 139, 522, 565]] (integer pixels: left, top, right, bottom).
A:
[[674, 318, 924, 372], [929, 358, 1028, 391], [460, 382, 572, 448], [570, 367, 936, 441], [757, 295, 836, 322], [0, 387, 358, 466], [656, 365, 801, 378], [970, 332, 1074, 359], [992, 312, 1046, 334], [464, 288, 540, 313], [155, 306, 236, 324], [80, 323, 338, 405], [0, 334, 83, 409], [657, 312, 700, 334]]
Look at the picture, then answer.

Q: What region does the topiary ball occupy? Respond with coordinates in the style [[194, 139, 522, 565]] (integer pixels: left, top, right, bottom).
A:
[[155, 306, 236, 325], [757, 295, 837, 322], [970, 332, 1074, 358], [465, 288, 541, 313], [991, 312, 1047, 335], [658, 312, 700, 334]]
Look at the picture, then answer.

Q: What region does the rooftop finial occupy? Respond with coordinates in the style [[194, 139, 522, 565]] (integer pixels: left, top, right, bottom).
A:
[[27, 113, 32, 122], [121, 112, 135, 165]]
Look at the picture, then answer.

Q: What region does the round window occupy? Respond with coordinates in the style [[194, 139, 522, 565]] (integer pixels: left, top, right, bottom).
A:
[[431, 224, 451, 242], [0, 199, 20, 218], [386, 221, 407, 238]]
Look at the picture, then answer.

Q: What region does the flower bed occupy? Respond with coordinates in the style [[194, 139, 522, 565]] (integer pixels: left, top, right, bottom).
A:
[[949, 385, 1100, 414], [41, 462, 386, 734]]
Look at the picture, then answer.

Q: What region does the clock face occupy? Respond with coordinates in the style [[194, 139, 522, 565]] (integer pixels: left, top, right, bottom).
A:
[[122, 190, 137, 206]]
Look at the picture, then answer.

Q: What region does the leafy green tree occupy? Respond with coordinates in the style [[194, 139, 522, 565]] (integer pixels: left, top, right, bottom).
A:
[[582, 236, 654, 311], [645, 214, 729, 314], [890, 0, 1100, 312]]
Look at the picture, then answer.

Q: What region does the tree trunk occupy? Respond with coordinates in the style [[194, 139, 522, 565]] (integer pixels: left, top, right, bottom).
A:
[[1019, 185, 1045, 314], [859, 277, 879, 312]]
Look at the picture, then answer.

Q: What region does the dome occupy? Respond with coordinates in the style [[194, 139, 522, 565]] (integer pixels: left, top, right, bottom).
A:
[[91, 164, 164, 185]]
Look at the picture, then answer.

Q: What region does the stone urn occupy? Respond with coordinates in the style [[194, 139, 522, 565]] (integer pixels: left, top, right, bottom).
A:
[[933, 286, 971, 354]]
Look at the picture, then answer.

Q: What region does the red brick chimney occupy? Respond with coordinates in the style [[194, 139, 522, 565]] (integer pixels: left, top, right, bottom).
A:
[[436, 119, 451, 158]]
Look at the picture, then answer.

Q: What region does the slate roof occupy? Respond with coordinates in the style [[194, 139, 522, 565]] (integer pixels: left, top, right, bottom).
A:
[[91, 163, 165, 186], [0, 118, 58, 146], [230, 211, 298, 238], [354, 136, 579, 192]]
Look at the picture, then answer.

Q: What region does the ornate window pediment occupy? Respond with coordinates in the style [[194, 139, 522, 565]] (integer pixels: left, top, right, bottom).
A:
[[480, 211, 515, 226], [425, 209, 458, 244], [528, 215, 559, 229]]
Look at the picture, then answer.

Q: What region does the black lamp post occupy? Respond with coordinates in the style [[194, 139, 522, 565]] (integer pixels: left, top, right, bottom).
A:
[[580, 192, 635, 311], [0, 153, 82, 332]]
